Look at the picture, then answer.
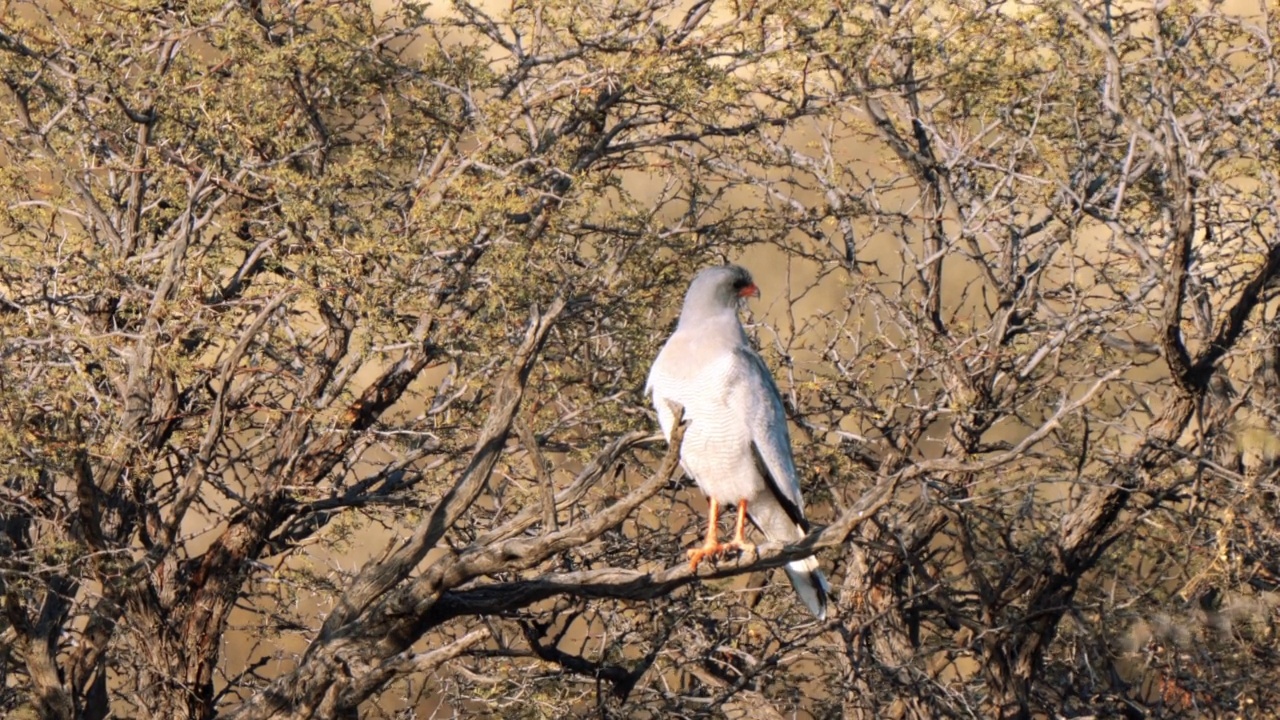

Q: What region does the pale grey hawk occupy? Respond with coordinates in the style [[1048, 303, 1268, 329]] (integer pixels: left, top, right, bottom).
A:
[[647, 265, 829, 619]]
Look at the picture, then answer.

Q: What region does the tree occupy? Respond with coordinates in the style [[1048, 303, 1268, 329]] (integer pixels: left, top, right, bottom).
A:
[[1, 0, 1278, 717]]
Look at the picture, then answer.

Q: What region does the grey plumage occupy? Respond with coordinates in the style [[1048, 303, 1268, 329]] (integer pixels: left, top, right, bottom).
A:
[[647, 265, 830, 619]]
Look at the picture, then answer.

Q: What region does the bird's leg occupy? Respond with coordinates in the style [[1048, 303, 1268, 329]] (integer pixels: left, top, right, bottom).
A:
[[724, 499, 756, 555], [688, 498, 757, 570], [687, 498, 732, 571]]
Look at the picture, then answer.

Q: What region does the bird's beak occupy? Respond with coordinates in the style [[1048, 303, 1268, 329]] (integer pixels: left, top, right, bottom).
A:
[[738, 283, 760, 299]]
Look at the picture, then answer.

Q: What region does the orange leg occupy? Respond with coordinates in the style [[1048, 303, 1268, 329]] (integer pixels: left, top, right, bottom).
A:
[[726, 499, 756, 554], [687, 498, 729, 570], [687, 498, 756, 571]]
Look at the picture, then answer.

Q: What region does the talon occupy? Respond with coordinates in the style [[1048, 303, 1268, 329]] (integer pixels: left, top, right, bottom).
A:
[[687, 497, 727, 571], [687, 497, 757, 570], [687, 542, 731, 571]]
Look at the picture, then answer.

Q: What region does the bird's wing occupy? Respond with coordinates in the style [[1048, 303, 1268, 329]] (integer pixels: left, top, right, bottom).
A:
[[736, 347, 809, 530], [646, 338, 681, 440]]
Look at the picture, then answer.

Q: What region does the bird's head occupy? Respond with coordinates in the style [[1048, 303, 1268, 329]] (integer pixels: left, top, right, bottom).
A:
[[677, 264, 759, 327]]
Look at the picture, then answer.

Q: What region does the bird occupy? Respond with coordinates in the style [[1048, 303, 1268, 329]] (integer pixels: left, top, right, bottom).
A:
[[646, 264, 830, 619]]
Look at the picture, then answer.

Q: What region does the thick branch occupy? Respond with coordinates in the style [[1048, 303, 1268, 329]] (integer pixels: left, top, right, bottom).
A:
[[421, 471, 897, 622], [316, 295, 568, 639], [1193, 236, 1280, 378], [225, 407, 685, 720]]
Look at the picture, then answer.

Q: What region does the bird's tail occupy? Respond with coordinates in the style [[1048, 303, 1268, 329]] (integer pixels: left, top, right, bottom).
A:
[[784, 555, 830, 620]]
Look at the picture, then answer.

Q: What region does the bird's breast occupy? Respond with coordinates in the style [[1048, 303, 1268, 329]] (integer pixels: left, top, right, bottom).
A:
[[650, 350, 763, 503]]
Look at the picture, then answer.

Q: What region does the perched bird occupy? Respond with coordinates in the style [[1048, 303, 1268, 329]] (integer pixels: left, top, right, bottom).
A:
[[647, 264, 829, 619]]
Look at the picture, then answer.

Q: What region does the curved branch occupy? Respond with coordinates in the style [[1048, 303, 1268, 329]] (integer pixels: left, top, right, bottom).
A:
[[320, 295, 569, 637], [422, 471, 898, 622], [1193, 236, 1280, 379]]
